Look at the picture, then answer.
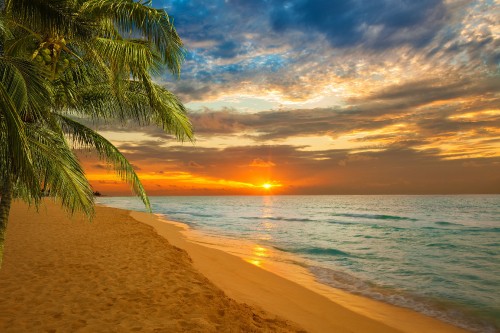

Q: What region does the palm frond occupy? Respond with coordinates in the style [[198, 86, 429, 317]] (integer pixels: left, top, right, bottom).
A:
[[6, 0, 93, 39], [57, 114, 151, 212], [135, 75, 193, 142], [0, 15, 13, 40], [81, 0, 185, 75], [25, 124, 95, 217], [0, 58, 39, 194], [4, 34, 40, 58], [93, 37, 162, 76], [155, 86, 193, 142], [0, 58, 28, 111], [5, 57, 53, 122]]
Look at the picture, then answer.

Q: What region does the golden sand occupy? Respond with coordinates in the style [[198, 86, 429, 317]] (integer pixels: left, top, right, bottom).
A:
[[0, 202, 301, 332], [0, 201, 470, 332]]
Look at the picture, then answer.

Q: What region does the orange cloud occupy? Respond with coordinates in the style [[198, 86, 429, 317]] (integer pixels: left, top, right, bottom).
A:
[[249, 158, 276, 167]]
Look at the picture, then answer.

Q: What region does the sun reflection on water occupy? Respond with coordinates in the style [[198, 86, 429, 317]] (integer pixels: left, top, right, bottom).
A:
[[246, 197, 278, 267], [254, 245, 269, 257], [246, 245, 270, 267]]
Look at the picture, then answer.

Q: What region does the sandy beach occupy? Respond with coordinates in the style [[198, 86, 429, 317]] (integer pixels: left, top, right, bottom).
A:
[[0, 201, 471, 332]]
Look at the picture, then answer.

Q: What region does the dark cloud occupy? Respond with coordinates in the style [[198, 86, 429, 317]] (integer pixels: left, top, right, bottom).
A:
[[158, 0, 223, 42], [93, 163, 108, 170], [186, 75, 500, 142], [209, 40, 240, 59], [273, 0, 447, 49], [171, 82, 213, 102], [163, 0, 449, 51], [187, 161, 204, 168], [153, 0, 497, 105], [364, 76, 500, 105]]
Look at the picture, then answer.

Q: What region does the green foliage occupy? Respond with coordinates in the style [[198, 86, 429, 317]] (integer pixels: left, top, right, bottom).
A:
[[25, 125, 95, 216], [58, 114, 151, 211], [0, 0, 193, 222], [81, 0, 185, 76]]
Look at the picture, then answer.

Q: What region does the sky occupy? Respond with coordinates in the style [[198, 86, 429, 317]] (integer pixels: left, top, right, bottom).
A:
[[83, 0, 499, 195]]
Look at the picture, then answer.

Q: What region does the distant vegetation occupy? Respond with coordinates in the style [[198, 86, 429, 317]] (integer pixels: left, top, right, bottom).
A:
[[0, 0, 193, 267]]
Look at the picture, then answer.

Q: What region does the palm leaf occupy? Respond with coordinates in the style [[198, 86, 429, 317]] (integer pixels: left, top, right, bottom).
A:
[[6, 0, 93, 39], [0, 57, 39, 195], [4, 34, 40, 58], [151, 86, 193, 142], [0, 15, 13, 40], [81, 0, 185, 75], [57, 114, 151, 212], [134, 76, 193, 142], [25, 124, 95, 217], [5, 57, 53, 121], [93, 37, 163, 76]]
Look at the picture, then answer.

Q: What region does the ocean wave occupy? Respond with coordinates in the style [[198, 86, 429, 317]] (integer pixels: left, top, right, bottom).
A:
[[434, 221, 464, 226], [430, 222, 500, 233], [353, 234, 380, 239], [164, 211, 220, 218], [187, 212, 220, 218], [326, 219, 410, 232], [325, 220, 356, 226], [279, 246, 350, 257], [465, 227, 500, 233], [308, 265, 498, 333], [425, 243, 458, 249], [241, 216, 314, 222], [332, 213, 417, 221]]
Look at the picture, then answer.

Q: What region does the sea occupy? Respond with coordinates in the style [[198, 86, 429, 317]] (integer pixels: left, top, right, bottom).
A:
[[97, 195, 500, 333]]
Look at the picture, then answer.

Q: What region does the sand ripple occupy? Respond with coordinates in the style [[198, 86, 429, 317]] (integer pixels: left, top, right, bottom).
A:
[[0, 202, 303, 333]]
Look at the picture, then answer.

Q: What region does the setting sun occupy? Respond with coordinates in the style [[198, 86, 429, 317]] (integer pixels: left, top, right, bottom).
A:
[[262, 183, 272, 189]]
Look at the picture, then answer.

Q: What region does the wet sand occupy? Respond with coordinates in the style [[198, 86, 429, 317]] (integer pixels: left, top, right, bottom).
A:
[[133, 211, 470, 333]]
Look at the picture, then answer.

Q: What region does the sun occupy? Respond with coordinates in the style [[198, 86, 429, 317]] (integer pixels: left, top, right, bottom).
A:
[[262, 183, 273, 189]]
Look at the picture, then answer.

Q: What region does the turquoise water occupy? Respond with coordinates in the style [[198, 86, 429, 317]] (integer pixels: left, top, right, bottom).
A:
[[98, 195, 500, 332]]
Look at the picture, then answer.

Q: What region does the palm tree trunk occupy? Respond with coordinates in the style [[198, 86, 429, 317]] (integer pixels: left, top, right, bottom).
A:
[[0, 175, 13, 268]]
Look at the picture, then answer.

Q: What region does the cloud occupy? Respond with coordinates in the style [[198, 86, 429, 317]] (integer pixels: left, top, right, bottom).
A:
[[188, 74, 500, 145], [162, 0, 450, 51], [83, 140, 500, 195], [270, 0, 448, 49], [81, 66, 499, 163], [359, 76, 500, 106], [152, 0, 498, 107], [249, 158, 276, 168], [338, 154, 377, 167], [81, 1, 500, 195], [187, 161, 204, 168], [209, 40, 241, 59], [93, 163, 107, 169]]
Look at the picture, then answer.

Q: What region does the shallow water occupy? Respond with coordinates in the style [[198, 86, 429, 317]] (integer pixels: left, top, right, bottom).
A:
[[98, 195, 500, 332]]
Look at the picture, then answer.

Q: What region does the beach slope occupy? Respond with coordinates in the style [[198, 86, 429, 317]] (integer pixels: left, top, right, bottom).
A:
[[0, 201, 301, 332], [1, 201, 470, 333]]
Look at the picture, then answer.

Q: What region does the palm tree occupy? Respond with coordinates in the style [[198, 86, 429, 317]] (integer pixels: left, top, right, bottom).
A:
[[0, 0, 193, 266]]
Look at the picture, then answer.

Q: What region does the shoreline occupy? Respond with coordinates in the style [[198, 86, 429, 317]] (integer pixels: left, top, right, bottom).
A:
[[139, 212, 488, 333], [130, 210, 470, 333], [0, 201, 472, 332]]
